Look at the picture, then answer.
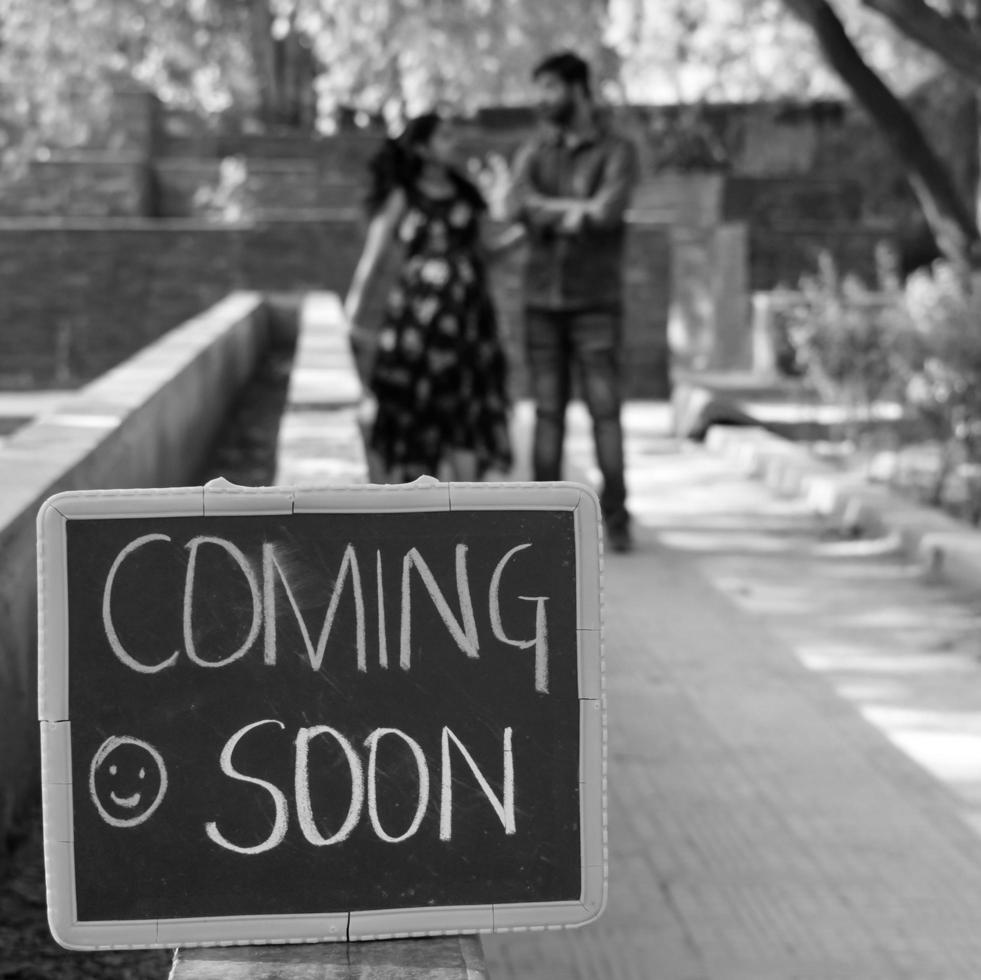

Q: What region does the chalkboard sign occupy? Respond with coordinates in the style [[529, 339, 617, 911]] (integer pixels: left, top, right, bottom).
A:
[[37, 479, 605, 950]]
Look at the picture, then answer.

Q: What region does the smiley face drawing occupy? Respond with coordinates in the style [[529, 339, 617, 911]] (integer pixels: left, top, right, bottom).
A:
[[88, 736, 168, 828]]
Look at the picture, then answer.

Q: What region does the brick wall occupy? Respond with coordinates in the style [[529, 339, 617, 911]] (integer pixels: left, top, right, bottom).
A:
[[151, 160, 224, 217], [0, 213, 888, 391], [0, 220, 361, 386], [0, 155, 152, 218], [632, 175, 725, 228], [154, 158, 363, 219], [159, 132, 385, 175], [748, 223, 893, 291], [0, 219, 672, 397], [623, 225, 672, 395], [669, 224, 750, 372], [158, 101, 848, 179], [723, 177, 864, 226]]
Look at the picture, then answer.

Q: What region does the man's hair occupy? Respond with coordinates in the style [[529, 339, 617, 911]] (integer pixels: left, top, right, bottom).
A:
[[532, 51, 591, 98]]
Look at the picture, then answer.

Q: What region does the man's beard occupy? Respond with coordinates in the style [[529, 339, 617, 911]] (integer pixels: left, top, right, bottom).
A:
[[542, 98, 575, 127]]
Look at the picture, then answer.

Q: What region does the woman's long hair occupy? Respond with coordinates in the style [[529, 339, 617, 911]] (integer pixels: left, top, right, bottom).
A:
[[363, 112, 486, 216]]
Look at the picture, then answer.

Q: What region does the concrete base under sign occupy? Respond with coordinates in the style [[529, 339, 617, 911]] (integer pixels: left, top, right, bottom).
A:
[[170, 935, 487, 980]]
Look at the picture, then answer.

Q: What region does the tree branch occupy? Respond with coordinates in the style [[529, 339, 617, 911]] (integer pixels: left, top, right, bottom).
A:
[[783, 0, 979, 271], [861, 0, 981, 86]]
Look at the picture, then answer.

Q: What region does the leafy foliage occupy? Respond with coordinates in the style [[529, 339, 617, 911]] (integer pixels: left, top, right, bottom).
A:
[[0, 0, 259, 168], [0, 0, 948, 157], [0, 0, 612, 165], [784, 250, 918, 422], [896, 262, 981, 515], [608, 0, 940, 103], [905, 264, 981, 452], [776, 251, 981, 514], [307, 0, 614, 123]]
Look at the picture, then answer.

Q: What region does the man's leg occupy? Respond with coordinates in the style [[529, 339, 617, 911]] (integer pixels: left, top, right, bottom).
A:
[[524, 309, 571, 482], [570, 311, 630, 547]]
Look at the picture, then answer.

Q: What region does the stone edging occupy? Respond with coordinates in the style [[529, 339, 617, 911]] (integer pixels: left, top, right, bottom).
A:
[[704, 424, 981, 594], [0, 291, 270, 845]]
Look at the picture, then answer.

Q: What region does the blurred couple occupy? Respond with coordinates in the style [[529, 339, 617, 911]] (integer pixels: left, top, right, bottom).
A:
[[344, 50, 638, 551]]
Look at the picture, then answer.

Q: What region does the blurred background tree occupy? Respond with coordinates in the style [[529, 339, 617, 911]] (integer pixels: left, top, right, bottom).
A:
[[0, 0, 259, 167], [607, 0, 939, 103], [0, 0, 966, 137], [608, 0, 981, 271], [306, 0, 616, 124], [0, 0, 615, 163], [2, 0, 981, 273], [780, 0, 981, 274]]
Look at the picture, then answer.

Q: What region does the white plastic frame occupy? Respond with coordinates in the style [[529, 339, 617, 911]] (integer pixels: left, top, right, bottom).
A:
[[36, 478, 606, 949]]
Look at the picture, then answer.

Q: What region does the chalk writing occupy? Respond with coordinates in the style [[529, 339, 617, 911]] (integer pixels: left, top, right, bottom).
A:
[[101, 534, 551, 691], [195, 720, 515, 854], [185, 536, 261, 668], [65, 505, 586, 922], [489, 544, 551, 693], [204, 719, 288, 855], [365, 728, 429, 843], [102, 534, 178, 674], [262, 543, 366, 671]]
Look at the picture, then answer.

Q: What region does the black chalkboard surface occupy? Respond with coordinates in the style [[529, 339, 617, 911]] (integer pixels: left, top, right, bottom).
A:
[[37, 480, 605, 949]]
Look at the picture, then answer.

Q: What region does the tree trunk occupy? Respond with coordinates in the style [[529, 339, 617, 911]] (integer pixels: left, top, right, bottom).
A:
[[274, 23, 317, 130], [247, 0, 278, 128], [784, 0, 980, 275], [977, 92, 981, 234], [246, 2, 318, 131]]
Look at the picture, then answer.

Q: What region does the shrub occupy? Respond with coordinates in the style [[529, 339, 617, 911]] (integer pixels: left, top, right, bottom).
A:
[[192, 156, 252, 223], [903, 262, 981, 511], [784, 250, 918, 442], [774, 250, 981, 518]]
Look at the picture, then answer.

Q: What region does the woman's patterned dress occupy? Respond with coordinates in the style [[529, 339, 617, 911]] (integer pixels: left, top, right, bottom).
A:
[[369, 180, 513, 480]]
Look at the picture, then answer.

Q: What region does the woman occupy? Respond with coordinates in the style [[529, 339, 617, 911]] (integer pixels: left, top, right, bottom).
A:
[[343, 112, 516, 483]]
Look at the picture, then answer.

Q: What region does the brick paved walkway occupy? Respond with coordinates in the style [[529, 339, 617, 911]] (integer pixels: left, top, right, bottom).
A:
[[485, 406, 981, 979], [274, 298, 981, 978]]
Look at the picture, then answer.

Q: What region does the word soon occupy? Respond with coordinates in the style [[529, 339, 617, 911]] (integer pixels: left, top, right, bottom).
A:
[[205, 720, 516, 855], [102, 535, 552, 693]]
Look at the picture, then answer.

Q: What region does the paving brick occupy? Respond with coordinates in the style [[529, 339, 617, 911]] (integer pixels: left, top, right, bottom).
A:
[[486, 403, 981, 979]]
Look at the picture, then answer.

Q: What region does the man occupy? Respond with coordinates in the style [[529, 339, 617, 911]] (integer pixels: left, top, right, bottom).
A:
[[507, 50, 638, 552]]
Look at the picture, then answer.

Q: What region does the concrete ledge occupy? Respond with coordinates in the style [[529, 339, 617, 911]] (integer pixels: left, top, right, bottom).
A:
[[673, 371, 907, 445], [0, 392, 73, 436], [0, 292, 270, 843], [170, 934, 487, 980], [704, 423, 981, 592], [274, 291, 369, 486], [672, 372, 825, 441]]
